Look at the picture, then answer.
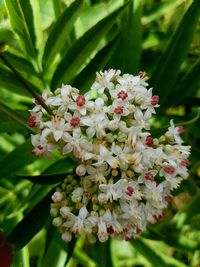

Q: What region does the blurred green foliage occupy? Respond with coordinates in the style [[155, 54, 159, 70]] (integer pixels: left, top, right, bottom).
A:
[[0, 0, 199, 266]]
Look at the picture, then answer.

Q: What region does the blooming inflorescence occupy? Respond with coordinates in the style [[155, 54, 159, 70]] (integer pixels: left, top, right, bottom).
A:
[[29, 69, 190, 243]]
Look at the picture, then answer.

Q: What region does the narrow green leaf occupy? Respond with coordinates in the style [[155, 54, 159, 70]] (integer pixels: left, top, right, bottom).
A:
[[132, 238, 188, 267], [29, 0, 43, 58], [0, 64, 30, 96], [0, 121, 24, 132], [15, 173, 67, 185], [93, 240, 112, 267], [0, 27, 13, 47], [43, 0, 84, 70], [51, 2, 128, 89], [150, 0, 200, 104], [15, 157, 76, 184], [3, 50, 43, 89], [110, 0, 143, 73], [142, 0, 185, 25], [0, 101, 34, 132], [6, 190, 53, 249], [167, 59, 200, 105], [0, 138, 36, 179], [42, 157, 76, 175], [4, 0, 36, 59], [73, 32, 122, 93], [174, 192, 200, 229]]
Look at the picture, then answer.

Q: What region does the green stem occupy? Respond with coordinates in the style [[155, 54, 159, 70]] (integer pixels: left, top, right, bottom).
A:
[[0, 102, 36, 133], [0, 53, 53, 115], [151, 112, 200, 132]]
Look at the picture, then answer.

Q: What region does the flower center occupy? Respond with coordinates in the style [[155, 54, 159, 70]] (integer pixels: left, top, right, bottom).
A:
[[28, 115, 37, 127], [125, 186, 134, 196], [37, 145, 43, 150], [70, 117, 80, 127], [145, 172, 154, 181], [117, 90, 128, 100], [76, 95, 86, 107], [107, 226, 114, 234], [145, 136, 153, 147], [164, 166, 175, 175], [114, 106, 123, 115], [151, 95, 159, 106]]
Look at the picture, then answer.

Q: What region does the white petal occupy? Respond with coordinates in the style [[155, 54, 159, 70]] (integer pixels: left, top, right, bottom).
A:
[[63, 143, 73, 154]]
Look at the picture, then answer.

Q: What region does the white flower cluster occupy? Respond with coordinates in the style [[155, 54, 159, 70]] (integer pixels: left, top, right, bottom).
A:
[[29, 69, 190, 243]]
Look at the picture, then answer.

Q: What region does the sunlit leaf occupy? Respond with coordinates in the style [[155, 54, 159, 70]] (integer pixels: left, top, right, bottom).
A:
[[43, 0, 84, 70], [51, 2, 128, 89], [73, 32, 123, 93], [132, 238, 188, 267], [142, 0, 185, 25], [15, 157, 76, 184], [110, 0, 143, 74], [4, 0, 36, 59], [150, 0, 200, 105]]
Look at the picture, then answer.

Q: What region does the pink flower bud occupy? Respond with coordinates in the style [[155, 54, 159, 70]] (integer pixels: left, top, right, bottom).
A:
[[151, 95, 159, 106], [28, 115, 37, 127]]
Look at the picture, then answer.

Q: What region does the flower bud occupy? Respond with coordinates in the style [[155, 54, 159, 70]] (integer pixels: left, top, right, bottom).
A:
[[60, 207, 70, 218], [105, 133, 114, 143], [62, 232, 72, 242], [52, 217, 62, 227], [50, 207, 59, 217], [52, 192, 63, 202], [76, 164, 86, 176]]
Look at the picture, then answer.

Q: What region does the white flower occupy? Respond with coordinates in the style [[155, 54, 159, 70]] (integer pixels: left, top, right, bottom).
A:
[[62, 131, 82, 155], [92, 69, 120, 94], [167, 120, 183, 145], [43, 116, 68, 141], [69, 92, 92, 115], [98, 179, 126, 203], [81, 113, 108, 138], [71, 206, 88, 234], [31, 133, 57, 157], [94, 145, 119, 169], [111, 143, 132, 170], [144, 181, 164, 208]]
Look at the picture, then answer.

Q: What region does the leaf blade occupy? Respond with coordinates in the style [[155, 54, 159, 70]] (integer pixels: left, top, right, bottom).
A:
[[43, 0, 84, 70], [150, 0, 200, 104], [6, 190, 53, 249], [51, 2, 128, 89]]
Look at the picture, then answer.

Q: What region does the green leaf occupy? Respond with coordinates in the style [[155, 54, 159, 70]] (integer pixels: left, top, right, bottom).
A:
[[110, 0, 143, 74], [43, 0, 84, 70], [0, 138, 36, 179], [42, 157, 76, 175], [73, 32, 122, 93], [132, 238, 188, 267], [167, 59, 200, 105], [0, 64, 30, 96], [15, 157, 76, 184], [142, 0, 185, 25], [51, 2, 128, 89], [4, 0, 36, 59], [6, 190, 53, 249], [0, 27, 13, 47], [150, 0, 200, 104], [174, 192, 200, 229]]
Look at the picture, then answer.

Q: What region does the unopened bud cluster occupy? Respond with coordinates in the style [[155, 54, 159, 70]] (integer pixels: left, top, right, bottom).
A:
[[29, 69, 190, 242]]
